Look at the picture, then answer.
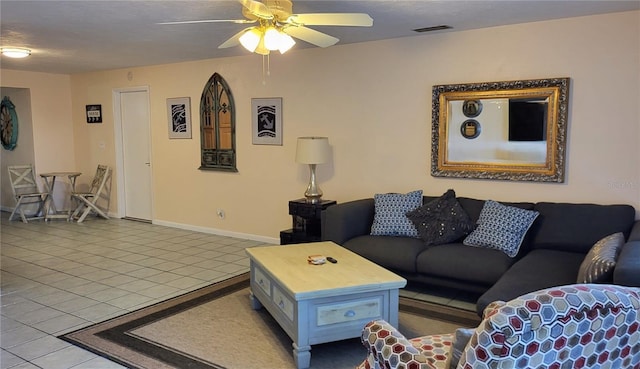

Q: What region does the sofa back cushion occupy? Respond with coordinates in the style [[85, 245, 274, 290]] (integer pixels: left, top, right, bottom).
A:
[[457, 197, 535, 222], [530, 202, 636, 253]]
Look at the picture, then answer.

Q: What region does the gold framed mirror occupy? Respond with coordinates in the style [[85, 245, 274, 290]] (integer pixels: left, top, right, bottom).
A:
[[431, 77, 570, 182]]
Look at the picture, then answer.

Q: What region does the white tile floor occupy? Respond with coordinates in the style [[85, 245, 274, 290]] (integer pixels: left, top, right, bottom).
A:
[[1, 213, 271, 369]]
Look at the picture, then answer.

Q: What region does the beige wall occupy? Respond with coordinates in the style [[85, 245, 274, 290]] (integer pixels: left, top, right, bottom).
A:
[[3, 11, 639, 241], [0, 71, 76, 211]]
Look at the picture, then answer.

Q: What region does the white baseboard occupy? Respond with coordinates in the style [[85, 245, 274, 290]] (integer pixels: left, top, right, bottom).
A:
[[152, 219, 279, 245]]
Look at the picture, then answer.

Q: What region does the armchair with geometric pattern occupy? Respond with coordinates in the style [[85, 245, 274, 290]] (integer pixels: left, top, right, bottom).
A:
[[358, 284, 640, 369]]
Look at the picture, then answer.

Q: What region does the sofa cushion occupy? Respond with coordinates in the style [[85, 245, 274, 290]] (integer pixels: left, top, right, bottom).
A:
[[530, 202, 635, 253], [463, 200, 539, 257], [416, 243, 516, 285], [343, 235, 426, 273], [370, 190, 422, 237], [576, 232, 624, 283], [476, 249, 585, 315], [456, 197, 535, 223], [406, 189, 475, 246]]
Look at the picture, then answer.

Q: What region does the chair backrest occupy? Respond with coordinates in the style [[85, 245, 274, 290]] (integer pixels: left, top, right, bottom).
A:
[[88, 165, 112, 212], [7, 164, 42, 197], [88, 165, 110, 195], [459, 284, 640, 368]]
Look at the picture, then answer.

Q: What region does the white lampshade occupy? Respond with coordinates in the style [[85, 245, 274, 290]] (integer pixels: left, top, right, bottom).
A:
[[239, 28, 261, 52], [296, 137, 330, 164], [278, 33, 296, 54], [263, 27, 281, 50]]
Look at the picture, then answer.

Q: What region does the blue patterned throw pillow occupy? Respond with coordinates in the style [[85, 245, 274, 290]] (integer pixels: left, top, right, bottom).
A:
[[370, 190, 423, 237], [463, 200, 539, 257]]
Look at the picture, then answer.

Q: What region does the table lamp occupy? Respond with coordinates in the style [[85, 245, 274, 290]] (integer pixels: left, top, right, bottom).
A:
[[295, 137, 330, 203]]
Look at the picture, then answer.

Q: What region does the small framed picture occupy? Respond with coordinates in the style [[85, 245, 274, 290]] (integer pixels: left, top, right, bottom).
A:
[[462, 99, 483, 118], [167, 97, 192, 139], [86, 104, 102, 123], [252, 98, 282, 145]]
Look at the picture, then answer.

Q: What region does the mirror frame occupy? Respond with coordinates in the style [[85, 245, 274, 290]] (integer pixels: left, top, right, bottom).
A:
[[431, 77, 570, 182]]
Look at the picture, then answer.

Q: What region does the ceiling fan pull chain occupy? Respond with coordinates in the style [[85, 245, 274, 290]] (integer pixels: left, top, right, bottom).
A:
[[262, 55, 266, 85], [261, 54, 272, 85]]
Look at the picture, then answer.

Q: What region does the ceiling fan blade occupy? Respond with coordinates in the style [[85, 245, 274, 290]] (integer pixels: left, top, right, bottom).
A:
[[238, 0, 273, 19], [287, 13, 373, 27], [157, 19, 256, 25], [283, 26, 338, 48], [218, 28, 251, 49]]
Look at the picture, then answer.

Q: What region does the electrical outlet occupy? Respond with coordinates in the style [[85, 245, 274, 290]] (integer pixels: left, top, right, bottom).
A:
[[216, 208, 225, 219]]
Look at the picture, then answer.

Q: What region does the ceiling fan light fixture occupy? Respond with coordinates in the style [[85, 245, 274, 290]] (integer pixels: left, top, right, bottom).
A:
[[278, 33, 295, 54], [239, 28, 262, 52], [1, 47, 31, 58], [263, 26, 282, 50], [254, 36, 270, 55]]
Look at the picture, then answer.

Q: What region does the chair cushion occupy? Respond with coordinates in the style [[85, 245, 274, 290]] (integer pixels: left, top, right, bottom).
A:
[[443, 328, 474, 369], [460, 285, 640, 369], [576, 232, 624, 283], [370, 190, 422, 237], [463, 200, 539, 257], [406, 189, 475, 246]]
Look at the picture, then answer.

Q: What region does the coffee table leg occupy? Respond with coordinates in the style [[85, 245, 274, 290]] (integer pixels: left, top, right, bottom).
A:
[[293, 343, 311, 369], [249, 291, 263, 310]]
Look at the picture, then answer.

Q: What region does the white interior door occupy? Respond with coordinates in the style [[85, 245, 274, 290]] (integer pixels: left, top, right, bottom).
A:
[[119, 90, 152, 220]]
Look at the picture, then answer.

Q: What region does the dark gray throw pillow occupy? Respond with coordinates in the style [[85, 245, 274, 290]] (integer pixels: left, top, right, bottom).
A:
[[406, 189, 475, 246], [576, 232, 625, 283]]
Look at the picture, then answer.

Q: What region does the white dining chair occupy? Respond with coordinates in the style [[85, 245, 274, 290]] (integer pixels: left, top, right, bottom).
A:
[[7, 164, 49, 223], [70, 164, 112, 223]]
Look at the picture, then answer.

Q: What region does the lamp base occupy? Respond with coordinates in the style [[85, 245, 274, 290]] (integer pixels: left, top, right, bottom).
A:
[[303, 193, 322, 204], [304, 163, 323, 204]]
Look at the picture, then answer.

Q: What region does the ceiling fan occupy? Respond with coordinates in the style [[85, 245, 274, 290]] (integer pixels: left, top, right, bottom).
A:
[[159, 0, 373, 55]]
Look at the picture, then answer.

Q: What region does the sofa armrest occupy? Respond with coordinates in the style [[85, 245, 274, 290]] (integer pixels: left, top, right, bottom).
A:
[[321, 198, 374, 245], [359, 320, 438, 369], [614, 240, 640, 286]]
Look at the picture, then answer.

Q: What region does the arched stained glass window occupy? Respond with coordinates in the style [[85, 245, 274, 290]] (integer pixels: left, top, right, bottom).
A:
[[199, 73, 237, 172]]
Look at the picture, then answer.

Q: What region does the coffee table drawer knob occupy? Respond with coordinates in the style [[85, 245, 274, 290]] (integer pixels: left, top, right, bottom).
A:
[[344, 310, 356, 318]]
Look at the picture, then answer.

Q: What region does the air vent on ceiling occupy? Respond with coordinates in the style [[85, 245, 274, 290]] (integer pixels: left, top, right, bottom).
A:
[[413, 25, 452, 33]]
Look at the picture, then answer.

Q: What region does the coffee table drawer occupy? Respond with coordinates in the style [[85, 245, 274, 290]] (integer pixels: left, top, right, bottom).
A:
[[253, 267, 271, 297], [273, 285, 295, 322], [316, 297, 381, 326]]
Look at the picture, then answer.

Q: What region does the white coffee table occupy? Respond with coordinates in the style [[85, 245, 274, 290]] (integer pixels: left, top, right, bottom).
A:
[[245, 241, 406, 369]]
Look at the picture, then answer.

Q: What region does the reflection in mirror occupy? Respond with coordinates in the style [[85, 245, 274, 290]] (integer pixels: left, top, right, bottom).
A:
[[200, 73, 237, 172], [431, 78, 569, 182]]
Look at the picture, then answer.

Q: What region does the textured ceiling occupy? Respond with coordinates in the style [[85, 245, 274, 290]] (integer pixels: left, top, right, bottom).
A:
[[1, 0, 638, 74]]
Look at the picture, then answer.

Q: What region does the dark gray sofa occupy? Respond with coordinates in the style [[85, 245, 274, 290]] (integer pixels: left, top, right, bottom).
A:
[[321, 195, 640, 315]]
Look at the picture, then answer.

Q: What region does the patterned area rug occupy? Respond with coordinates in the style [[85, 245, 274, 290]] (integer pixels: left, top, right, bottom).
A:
[[61, 273, 480, 369]]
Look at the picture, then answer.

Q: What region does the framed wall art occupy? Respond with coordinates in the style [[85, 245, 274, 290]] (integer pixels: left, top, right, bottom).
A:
[[167, 97, 192, 139], [251, 97, 282, 145], [86, 104, 102, 123]]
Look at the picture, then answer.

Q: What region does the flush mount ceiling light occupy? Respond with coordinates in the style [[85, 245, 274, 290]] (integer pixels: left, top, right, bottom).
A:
[[1, 48, 31, 58]]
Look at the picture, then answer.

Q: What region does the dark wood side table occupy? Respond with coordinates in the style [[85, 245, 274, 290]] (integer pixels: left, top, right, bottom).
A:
[[280, 198, 337, 245]]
